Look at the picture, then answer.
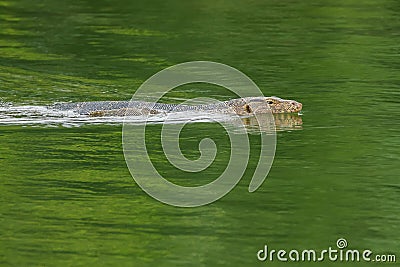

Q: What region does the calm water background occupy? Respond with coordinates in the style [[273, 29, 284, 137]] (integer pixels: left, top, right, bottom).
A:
[[1, 0, 399, 266]]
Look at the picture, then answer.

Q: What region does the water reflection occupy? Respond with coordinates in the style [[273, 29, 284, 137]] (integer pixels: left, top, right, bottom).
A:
[[241, 113, 303, 133]]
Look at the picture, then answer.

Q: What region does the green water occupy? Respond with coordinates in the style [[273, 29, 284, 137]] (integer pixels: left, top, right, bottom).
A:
[[1, 0, 399, 266]]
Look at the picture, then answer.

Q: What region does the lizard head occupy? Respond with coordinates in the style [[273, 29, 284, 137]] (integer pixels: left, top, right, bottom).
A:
[[237, 96, 302, 115]]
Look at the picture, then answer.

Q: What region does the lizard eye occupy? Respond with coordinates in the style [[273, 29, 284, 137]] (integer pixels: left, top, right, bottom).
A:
[[267, 100, 274, 105]]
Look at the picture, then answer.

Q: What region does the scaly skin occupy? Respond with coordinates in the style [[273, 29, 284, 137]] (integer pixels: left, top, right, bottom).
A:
[[53, 96, 302, 117]]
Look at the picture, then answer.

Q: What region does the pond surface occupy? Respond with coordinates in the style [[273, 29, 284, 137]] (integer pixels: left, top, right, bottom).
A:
[[1, 0, 399, 266]]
